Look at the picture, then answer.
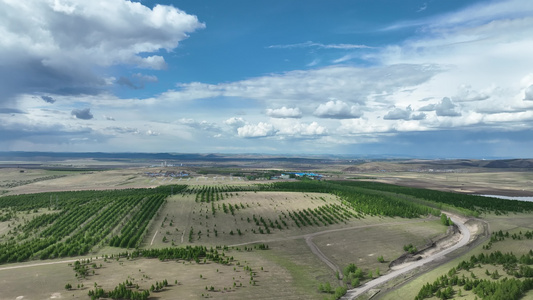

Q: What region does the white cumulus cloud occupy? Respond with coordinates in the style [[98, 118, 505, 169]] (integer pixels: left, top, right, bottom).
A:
[[224, 117, 246, 128], [435, 97, 462, 117], [265, 107, 302, 118], [237, 122, 275, 138], [314, 100, 362, 119], [454, 85, 490, 102], [283, 121, 327, 136], [419, 103, 436, 111], [411, 112, 427, 120], [0, 0, 204, 100], [383, 106, 413, 120], [525, 85, 533, 101]]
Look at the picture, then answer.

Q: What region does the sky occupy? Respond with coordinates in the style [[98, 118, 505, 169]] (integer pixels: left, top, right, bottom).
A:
[[1, 0, 533, 158]]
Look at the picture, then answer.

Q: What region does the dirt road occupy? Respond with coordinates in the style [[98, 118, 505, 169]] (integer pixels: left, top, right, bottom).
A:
[[341, 215, 471, 299], [305, 234, 344, 280], [0, 214, 467, 300], [229, 217, 435, 284], [229, 218, 432, 249], [0, 257, 99, 271]]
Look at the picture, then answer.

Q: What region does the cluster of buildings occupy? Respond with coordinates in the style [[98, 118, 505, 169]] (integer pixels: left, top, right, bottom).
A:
[[273, 172, 323, 180], [144, 170, 189, 178]]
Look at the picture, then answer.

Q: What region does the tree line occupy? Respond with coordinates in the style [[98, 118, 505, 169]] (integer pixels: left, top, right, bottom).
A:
[[259, 181, 440, 218], [0, 185, 186, 264], [415, 250, 533, 300], [339, 181, 533, 214]]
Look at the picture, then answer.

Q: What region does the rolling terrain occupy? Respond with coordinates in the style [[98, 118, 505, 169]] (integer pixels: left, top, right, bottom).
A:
[[0, 155, 532, 299]]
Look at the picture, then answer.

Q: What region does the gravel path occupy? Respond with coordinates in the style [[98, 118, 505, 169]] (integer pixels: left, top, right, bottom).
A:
[[341, 215, 471, 299]]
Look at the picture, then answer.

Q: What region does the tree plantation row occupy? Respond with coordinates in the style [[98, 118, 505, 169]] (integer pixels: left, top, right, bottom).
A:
[[0, 186, 186, 263], [339, 181, 533, 215], [262, 181, 533, 215], [1, 180, 529, 265]]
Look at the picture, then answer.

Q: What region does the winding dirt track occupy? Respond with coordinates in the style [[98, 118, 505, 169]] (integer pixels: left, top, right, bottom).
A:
[[229, 218, 433, 249], [341, 215, 471, 299], [305, 234, 343, 280], [230, 217, 435, 285], [0, 215, 471, 300], [0, 219, 428, 273], [0, 258, 100, 271], [302, 217, 437, 281]]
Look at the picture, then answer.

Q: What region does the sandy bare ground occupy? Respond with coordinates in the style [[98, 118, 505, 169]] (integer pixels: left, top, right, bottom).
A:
[[341, 214, 471, 300]]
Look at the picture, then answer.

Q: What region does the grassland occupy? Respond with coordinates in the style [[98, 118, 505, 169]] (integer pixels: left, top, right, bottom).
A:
[[354, 170, 533, 197], [1, 158, 532, 300], [377, 213, 533, 300], [0, 181, 449, 299]]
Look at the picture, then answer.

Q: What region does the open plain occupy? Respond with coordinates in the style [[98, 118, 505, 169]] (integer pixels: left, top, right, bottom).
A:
[[0, 155, 532, 300]]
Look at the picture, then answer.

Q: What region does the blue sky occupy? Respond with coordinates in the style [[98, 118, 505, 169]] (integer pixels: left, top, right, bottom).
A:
[[1, 0, 533, 158]]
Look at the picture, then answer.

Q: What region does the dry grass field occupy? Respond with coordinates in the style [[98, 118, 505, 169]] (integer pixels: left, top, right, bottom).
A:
[[313, 219, 446, 275], [2, 168, 157, 195], [0, 167, 257, 196], [353, 171, 533, 197], [0, 259, 80, 300], [0, 249, 287, 300]]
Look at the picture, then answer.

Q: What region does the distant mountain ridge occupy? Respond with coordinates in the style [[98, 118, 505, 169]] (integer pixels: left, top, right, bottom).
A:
[[409, 159, 533, 169], [343, 159, 533, 172], [0, 152, 531, 170], [0, 151, 324, 163]]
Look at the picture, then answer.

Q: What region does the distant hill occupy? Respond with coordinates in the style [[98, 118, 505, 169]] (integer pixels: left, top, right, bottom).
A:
[[343, 159, 533, 172], [0, 151, 325, 164], [481, 159, 533, 169], [419, 159, 533, 169], [1, 152, 531, 171]]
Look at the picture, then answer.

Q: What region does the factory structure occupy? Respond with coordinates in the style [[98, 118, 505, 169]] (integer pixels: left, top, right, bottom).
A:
[[277, 172, 323, 180]]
